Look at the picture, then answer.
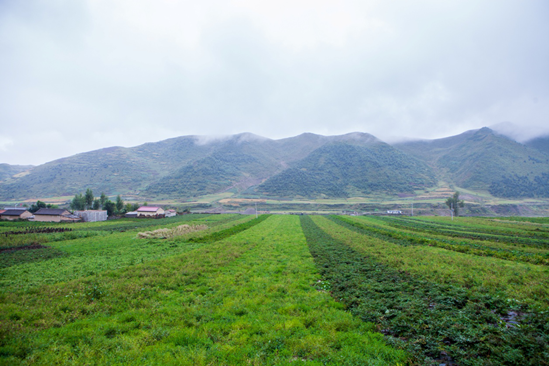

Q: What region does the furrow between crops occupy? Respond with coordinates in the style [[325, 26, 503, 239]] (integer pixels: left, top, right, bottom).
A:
[[301, 215, 549, 366], [332, 215, 549, 265]]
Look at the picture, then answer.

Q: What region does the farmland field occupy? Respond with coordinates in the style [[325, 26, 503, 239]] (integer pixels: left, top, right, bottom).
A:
[[1, 215, 548, 365]]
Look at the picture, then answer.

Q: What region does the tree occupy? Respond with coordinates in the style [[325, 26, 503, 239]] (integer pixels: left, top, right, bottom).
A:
[[100, 192, 107, 206], [30, 200, 44, 213], [446, 191, 465, 216], [103, 200, 116, 216], [92, 199, 101, 210], [71, 194, 86, 210], [85, 189, 94, 209], [115, 195, 124, 214], [29, 200, 47, 213]]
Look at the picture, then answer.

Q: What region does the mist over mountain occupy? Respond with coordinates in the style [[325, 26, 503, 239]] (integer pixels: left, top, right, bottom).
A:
[[525, 135, 549, 156], [1, 128, 549, 201]]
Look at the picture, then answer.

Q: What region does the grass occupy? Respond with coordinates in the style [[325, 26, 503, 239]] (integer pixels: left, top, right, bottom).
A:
[[0, 215, 251, 293], [313, 216, 549, 307], [2, 213, 549, 365], [301, 215, 549, 365], [338, 216, 549, 265], [0, 215, 407, 365]]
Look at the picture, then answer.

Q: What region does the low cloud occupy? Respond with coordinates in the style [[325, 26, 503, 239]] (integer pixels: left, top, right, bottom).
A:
[[1, 0, 548, 165]]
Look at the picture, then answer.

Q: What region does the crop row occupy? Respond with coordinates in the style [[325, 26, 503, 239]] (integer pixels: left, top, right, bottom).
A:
[[185, 214, 271, 243], [0, 230, 106, 250], [377, 216, 549, 246], [81, 214, 212, 232], [392, 216, 549, 238], [399, 216, 549, 237], [300, 215, 549, 366], [0, 215, 255, 293], [333, 216, 549, 266]]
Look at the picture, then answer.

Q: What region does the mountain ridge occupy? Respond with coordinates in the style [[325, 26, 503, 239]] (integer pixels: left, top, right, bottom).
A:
[[1, 128, 549, 201]]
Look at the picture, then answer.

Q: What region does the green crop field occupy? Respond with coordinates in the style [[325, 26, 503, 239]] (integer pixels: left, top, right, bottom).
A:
[[1, 215, 548, 365]]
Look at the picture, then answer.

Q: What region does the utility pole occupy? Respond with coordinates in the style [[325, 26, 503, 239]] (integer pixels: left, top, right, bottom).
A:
[[411, 201, 414, 217], [255, 201, 258, 219], [450, 203, 454, 221]]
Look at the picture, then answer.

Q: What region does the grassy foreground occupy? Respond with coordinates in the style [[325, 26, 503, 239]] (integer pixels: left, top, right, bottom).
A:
[[304, 216, 549, 365], [0, 215, 406, 365], [2, 213, 549, 365]]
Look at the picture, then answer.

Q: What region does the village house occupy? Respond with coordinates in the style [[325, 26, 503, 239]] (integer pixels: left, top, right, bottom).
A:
[[165, 209, 177, 217], [136, 206, 165, 218], [1, 208, 32, 220], [33, 208, 80, 222]]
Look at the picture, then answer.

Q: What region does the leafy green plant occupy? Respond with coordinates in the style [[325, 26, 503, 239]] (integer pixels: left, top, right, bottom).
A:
[[301, 215, 549, 365]]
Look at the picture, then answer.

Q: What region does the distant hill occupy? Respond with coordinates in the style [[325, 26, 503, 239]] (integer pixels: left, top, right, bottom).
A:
[[525, 135, 549, 155], [2, 128, 549, 201], [144, 132, 382, 198], [0, 164, 34, 182], [0, 137, 217, 200], [257, 138, 436, 198], [395, 128, 549, 197]]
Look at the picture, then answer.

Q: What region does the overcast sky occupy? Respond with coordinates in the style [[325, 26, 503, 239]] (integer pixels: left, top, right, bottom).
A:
[[1, 0, 548, 165]]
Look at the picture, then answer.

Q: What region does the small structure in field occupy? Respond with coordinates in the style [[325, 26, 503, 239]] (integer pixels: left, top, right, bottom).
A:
[[387, 210, 402, 215], [137, 224, 208, 239], [74, 210, 108, 222], [165, 209, 177, 217], [33, 208, 80, 222], [136, 206, 165, 218], [1, 208, 32, 220]]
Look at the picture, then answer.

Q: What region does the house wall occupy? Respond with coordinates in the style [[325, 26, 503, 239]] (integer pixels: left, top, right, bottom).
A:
[[34, 215, 62, 222], [1, 215, 18, 221], [75, 210, 107, 222], [1, 211, 32, 220], [138, 208, 165, 217], [20, 211, 32, 220]]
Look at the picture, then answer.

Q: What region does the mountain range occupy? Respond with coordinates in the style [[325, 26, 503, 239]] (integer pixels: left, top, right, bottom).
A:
[[1, 128, 548, 201]]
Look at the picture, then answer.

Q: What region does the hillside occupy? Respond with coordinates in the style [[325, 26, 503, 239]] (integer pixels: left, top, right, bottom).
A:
[[395, 128, 549, 197], [525, 135, 549, 155], [2, 128, 549, 201], [144, 139, 282, 198], [0, 164, 33, 182], [257, 140, 437, 198]]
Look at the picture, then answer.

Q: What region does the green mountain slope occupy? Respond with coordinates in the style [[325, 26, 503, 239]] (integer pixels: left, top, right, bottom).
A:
[[257, 140, 437, 198], [3, 129, 549, 201], [395, 128, 549, 197], [144, 139, 282, 198], [525, 135, 549, 155], [0, 132, 330, 200], [0, 137, 218, 200], [0, 164, 33, 182]]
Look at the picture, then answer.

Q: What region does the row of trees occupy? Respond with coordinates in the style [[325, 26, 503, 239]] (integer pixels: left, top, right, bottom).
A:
[[70, 189, 141, 216]]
